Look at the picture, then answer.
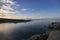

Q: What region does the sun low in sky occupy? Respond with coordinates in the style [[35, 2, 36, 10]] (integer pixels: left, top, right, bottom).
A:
[[0, 0, 60, 19]]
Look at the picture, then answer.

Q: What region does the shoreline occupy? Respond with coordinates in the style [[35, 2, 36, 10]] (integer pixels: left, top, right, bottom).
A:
[[27, 22, 60, 40], [0, 18, 32, 23]]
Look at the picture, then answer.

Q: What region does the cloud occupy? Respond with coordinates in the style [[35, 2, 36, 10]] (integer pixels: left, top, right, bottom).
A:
[[21, 8, 35, 12], [0, 0, 15, 5], [0, 0, 20, 14], [32, 9, 35, 11], [21, 8, 28, 11], [0, 8, 15, 14]]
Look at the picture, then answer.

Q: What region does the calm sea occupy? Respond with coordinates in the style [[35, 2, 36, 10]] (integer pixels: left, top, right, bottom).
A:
[[0, 19, 60, 40]]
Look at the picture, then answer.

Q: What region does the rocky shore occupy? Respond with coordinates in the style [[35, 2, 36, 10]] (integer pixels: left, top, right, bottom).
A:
[[27, 22, 60, 40]]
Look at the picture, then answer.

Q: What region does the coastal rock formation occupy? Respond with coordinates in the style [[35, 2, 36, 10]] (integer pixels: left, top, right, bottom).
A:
[[47, 30, 60, 40], [47, 22, 60, 40], [27, 32, 49, 40], [27, 22, 60, 40], [48, 22, 60, 30]]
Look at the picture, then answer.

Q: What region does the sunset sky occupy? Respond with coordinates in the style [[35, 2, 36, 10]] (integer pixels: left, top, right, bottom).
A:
[[0, 0, 60, 19]]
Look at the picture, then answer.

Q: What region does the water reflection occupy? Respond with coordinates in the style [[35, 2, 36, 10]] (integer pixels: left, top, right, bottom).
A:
[[0, 23, 14, 32], [0, 21, 48, 40], [0, 23, 15, 40]]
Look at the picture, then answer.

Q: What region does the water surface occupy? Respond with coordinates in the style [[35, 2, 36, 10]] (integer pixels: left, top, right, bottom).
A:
[[0, 19, 60, 40]]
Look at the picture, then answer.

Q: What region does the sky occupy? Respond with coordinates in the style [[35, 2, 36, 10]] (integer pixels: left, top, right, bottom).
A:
[[0, 0, 60, 19]]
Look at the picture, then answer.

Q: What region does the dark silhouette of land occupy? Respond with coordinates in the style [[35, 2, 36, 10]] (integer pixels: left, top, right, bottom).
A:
[[0, 18, 32, 23]]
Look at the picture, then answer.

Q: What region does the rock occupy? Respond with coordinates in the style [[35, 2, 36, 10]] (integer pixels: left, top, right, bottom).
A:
[[27, 32, 49, 40], [48, 22, 60, 30]]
